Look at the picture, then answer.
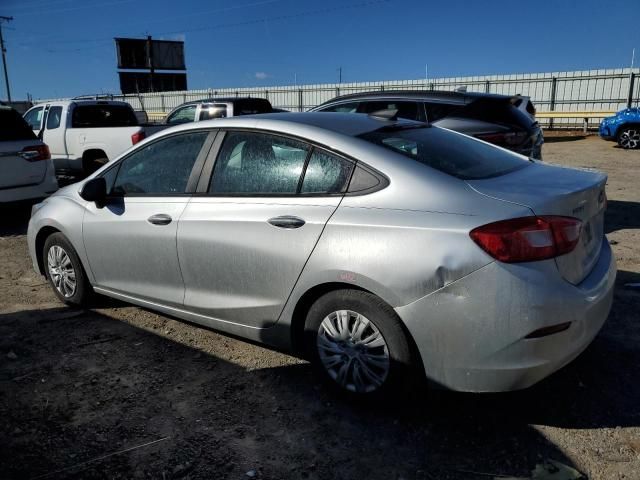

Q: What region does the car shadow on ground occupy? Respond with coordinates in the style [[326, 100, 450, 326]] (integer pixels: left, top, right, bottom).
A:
[[0, 203, 33, 237], [543, 135, 588, 143], [2, 275, 639, 480], [605, 200, 640, 234]]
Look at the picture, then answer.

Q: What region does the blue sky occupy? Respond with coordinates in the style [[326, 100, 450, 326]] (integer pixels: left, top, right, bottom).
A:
[[3, 0, 639, 100]]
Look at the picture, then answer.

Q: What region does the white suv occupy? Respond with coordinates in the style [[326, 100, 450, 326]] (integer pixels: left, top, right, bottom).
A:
[[0, 106, 58, 203]]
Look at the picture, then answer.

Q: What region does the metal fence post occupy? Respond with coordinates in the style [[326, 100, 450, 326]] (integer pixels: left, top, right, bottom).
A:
[[298, 89, 303, 112], [628, 72, 636, 108], [160, 93, 165, 112], [549, 76, 557, 130], [380, 85, 384, 91], [335, 86, 340, 97], [485, 80, 490, 93]]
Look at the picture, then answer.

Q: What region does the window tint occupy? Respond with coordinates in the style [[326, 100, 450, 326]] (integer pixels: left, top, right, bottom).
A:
[[199, 105, 227, 120], [210, 132, 309, 194], [111, 132, 208, 195], [360, 101, 423, 121], [424, 102, 462, 122], [319, 102, 359, 113], [301, 149, 354, 194], [348, 165, 381, 192], [358, 126, 530, 180], [46, 106, 63, 130], [24, 107, 44, 130], [234, 99, 272, 115], [71, 104, 138, 128], [167, 105, 197, 124], [0, 108, 37, 141]]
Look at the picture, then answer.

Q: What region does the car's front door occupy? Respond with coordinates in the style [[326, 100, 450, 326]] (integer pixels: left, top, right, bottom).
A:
[[178, 130, 355, 327], [82, 130, 214, 306]]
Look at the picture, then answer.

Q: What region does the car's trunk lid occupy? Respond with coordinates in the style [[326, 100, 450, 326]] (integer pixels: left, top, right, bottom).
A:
[[467, 162, 607, 284]]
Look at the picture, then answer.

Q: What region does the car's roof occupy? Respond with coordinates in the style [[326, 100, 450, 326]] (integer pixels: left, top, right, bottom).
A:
[[171, 111, 424, 138], [314, 89, 520, 107], [178, 97, 271, 106]]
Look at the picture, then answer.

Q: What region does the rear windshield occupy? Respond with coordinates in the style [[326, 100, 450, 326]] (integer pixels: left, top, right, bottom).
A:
[[358, 125, 531, 180], [71, 104, 138, 128], [453, 98, 533, 128], [0, 109, 37, 141]]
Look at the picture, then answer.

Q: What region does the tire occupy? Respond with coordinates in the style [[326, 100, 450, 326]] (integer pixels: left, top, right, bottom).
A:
[[617, 126, 640, 149], [43, 232, 92, 306], [83, 156, 108, 176], [303, 289, 417, 398]]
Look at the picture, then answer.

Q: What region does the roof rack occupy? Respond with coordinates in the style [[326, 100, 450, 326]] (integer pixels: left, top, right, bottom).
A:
[[71, 93, 116, 100]]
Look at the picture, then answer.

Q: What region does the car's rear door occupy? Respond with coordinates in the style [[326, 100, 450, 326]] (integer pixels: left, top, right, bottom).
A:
[[82, 129, 215, 306], [0, 108, 48, 190], [178, 130, 355, 327]]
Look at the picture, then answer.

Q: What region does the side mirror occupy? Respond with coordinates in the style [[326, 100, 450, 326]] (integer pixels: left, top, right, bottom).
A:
[[80, 177, 107, 205]]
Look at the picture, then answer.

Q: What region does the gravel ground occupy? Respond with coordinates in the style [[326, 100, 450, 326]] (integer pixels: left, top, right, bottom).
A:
[[0, 135, 639, 480]]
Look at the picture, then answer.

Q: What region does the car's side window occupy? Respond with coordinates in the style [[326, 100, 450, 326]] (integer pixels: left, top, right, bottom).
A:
[[424, 102, 461, 122], [360, 101, 423, 121], [319, 102, 360, 113], [24, 107, 44, 130], [166, 105, 197, 124], [111, 131, 208, 195], [46, 106, 63, 130], [209, 131, 309, 194], [199, 104, 227, 120], [301, 149, 354, 194]]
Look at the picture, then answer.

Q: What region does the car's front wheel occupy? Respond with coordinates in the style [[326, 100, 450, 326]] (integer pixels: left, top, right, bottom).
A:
[[43, 232, 92, 306], [617, 127, 640, 149], [304, 289, 417, 398]]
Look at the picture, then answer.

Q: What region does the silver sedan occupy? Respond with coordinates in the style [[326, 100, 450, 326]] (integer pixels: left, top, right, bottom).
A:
[[27, 112, 616, 397]]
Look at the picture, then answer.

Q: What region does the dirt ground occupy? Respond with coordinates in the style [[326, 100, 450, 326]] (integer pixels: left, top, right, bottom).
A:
[[0, 135, 639, 480]]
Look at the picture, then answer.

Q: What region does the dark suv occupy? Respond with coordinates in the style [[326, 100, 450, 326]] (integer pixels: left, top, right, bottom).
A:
[[311, 90, 543, 159]]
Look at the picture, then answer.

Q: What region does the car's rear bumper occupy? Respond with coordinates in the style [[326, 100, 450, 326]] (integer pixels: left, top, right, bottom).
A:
[[0, 161, 58, 203], [395, 238, 616, 392]]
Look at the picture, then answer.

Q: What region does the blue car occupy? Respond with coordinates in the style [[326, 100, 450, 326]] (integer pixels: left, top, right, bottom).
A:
[[599, 107, 640, 149]]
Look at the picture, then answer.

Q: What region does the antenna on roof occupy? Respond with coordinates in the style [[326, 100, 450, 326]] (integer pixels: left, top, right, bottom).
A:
[[369, 108, 398, 121]]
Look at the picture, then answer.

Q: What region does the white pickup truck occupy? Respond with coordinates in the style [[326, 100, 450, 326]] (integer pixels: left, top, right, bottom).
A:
[[23, 100, 146, 175]]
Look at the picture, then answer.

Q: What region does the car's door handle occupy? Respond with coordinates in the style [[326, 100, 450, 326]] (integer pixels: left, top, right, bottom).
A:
[[147, 214, 172, 226], [268, 215, 306, 229]]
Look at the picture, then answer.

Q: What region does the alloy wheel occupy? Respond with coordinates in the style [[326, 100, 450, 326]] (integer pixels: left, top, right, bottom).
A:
[[619, 129, 640, 149], [47, 245, 77, 298], [317, 309, 390, 393]]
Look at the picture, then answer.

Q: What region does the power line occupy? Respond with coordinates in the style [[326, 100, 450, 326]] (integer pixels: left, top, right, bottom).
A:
[[12, 0, 393, 49]]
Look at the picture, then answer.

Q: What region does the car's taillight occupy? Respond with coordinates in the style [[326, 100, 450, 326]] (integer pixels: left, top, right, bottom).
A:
[[476, 131, 528, 146], [470, 216, 582, 263], [19, 144, 50, 162], [131, 130, 146, 145]]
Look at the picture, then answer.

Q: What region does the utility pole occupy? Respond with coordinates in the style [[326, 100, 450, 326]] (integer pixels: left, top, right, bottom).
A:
[[338, 66, 342, 84], [0, 16, 13, 102], [147, 34, 154, 93]]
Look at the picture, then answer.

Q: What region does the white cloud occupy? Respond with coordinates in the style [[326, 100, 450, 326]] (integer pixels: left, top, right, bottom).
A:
[[255, 72, 269, 80]]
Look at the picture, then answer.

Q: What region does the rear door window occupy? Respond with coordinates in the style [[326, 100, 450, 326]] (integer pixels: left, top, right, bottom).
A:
[[0, 108, 37, 141], [46, 106, 63, 129], [424, 102, 462, 122], [358, 126, 530, 180], [301, 149, 354, 194], [454, 98, 534, 128], [199, 104, 227, 120], [319, 102, 360, 113], [209, 131, 309, 194], [24, 107, 44, 130], [71, 104, 138, 128], [359, 101, 424, 121]]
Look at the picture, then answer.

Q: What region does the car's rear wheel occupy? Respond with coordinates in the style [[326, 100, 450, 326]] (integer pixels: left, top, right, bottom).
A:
[[43, 233, 92, 306], [304, 289, 417, 398], [617, 127, 640, 149]]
